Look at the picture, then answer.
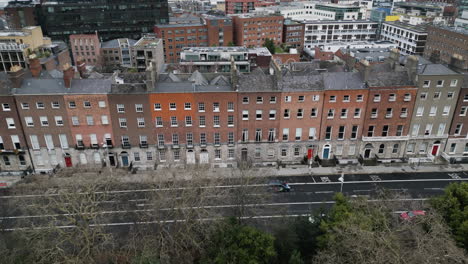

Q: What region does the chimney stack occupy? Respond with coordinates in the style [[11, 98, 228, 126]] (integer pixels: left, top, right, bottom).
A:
[[62, 63, 74, 88], [360, 59, 370, 82], [76, 56, 87, 78], [28, 54, 42, 78], [8, 65, 25, 88], [388, 48, 400, 70], [406, 55, 419, 82], [449, 54, 466, 72]]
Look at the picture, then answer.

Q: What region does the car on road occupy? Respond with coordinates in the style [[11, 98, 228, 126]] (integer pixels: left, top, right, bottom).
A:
[[399, 210, 426, 220], [268, 180, 291, 192]]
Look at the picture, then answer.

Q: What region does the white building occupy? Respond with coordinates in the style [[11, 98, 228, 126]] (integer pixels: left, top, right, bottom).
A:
[[380, 21, 427, 55]]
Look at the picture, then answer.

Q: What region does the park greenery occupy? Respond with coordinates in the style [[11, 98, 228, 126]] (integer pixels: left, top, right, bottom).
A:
[[0, 180, 467, 264]]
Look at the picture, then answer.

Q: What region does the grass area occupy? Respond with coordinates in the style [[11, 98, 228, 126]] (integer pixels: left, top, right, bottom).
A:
[[274, 46, 285, 54]]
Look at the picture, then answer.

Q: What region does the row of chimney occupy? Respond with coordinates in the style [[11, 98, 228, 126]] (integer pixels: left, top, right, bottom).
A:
[[8, 55, 88, 89]]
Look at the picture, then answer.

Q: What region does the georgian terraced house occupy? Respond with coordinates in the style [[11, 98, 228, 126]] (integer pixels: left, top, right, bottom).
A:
[[0, 50, 466, 173]]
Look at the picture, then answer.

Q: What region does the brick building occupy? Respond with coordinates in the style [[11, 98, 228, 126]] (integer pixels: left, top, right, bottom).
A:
[[232, 14, 284, 47], [283, 20, 305, 51], [154, 15, 233, 63], [445, 75, 468, 162], [225, 0, 258, 14], [69, 32, 102, 67]]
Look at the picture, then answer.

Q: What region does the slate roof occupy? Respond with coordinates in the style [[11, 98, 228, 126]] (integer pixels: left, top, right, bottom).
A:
[[237, 68, 277, 92], [323, 72, 366, 90], [14, 78, 112, 95], [367, 71, 414, 87], [418, 63, 460, 75], [0, 72, 12, 95]]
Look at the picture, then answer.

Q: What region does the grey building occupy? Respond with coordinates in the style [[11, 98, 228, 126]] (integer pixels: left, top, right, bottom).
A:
[[130, 34, 164, 73]]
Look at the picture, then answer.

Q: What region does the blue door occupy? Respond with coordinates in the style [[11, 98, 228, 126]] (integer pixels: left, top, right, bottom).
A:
[[121, 155, 129, 166], [323, 145, 330, 159]]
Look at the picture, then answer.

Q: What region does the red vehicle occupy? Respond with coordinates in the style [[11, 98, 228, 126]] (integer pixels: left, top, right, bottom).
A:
[[399, 210, 426, 220]]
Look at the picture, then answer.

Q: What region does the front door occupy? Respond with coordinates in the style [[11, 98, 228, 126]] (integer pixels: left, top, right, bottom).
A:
[[64, 156, 72, 167], [307, 148, 314, 160], [121, 155, 129, 167], [241, 148, 248, 161], [323, 145, 330, 159], [109, 154, 116, 166], [200, 150, 209, 164], [364, 149, 372, 159], [187, 150, 195, 164], [431, 144, 440, 156]]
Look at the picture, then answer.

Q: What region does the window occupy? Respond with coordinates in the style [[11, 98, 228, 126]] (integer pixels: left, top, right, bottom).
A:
[[137, 118, 145, 127], [297, 109, 304, 118], [454, 124, 463, 135], [25, 117, 34, 127], [356, 95, 363, 102], [407, 143, 415, 153], [2, 103, 10, 111], [255, 129, 262, 142], [396, 125, 404, 136], [30, 135, 40, 150], [170, 116, 178, 127], [117, 104, 125, 113], [184, 103, 191, 110], [325, 126, 332, 140], [228, 149, 235, 159], [51, 102, 59, 109], [382, 125, 389, 136], [200, 133, 207, 145], [281, 148, 288, 157], [447, 92, 454, 99], [378, 144, 385, 154], [294, 147, 301, 156], [121, 136, 130, 147], [99, 115, 108, 125], [404, 94, 411, 101], [256, 97, 263, 104], [21, 103, 29, 109], [450, 79, 458, 87], [392, 144, 399, 154], [412, 124, 420, 136], [429, 106, 437, 116], [55, 116, 63, 126], [343, 95, 350, 102], [157, 134, 164, 147], [98, 101, 106, 108], [266, 128, 275, 142], [354, 108, 361, 118], [3, 156, 10, 166], [464, 143, 468, 153], [338, 126, 345, 139], [198, 102, 205, 112], [295, 128, 302, 141], [185, 133, 193, 146], [172, 133, 179, 145], [213, 116, 220, 127], [213, 102, 220, 112], [86, 115, 94, 125], [214, 149, 221, 159], [214, 133, 220, 145], [311, 108, 317, 117], [464, 95, 468, 102], [182, 116, 192, 127], [420, 93, 427, 100], [119, 118, 127, 128], [269, 110, 276, 120], [298, 95, 305, 102], [348, 144, 356, 155], [329, 96, 336, 102], [36, 102, 44, 109], [436, 80, 444, 87], [242, 129, 249, 142], [199, 116, 206, 127], [385, 108, 393, 118], [416, 107, 424, 116], [39, 116, 48, 127], [169, 103, 176, 110], [351, 125, 358, 139], [371, 108, 378, 118], [83, 101, 91, 108], [373, 94, 381, 102], [242, 110, 249, 120], [443, 106, 450, 116], [389, 94, 396, 102], [327, 109, 335, 119], [434, 92, 441, 99], [134, 152, 141, 161], [309, 128, 316, 140], [227, 102, 234, 111], [449, 143, 456, 154], [340, 109, 347, 118], [419, 143, 427, 154], [173, 150, 180, 161], [256, 110, 263, 120], [282, 128, 289, 141], [154, 103, 161, 110], [284, 109, 290, 118], [312, 95, 320, 101], [423, 80, 430, 87], [437, 123, 446, 136], [228, 132, 234, 145], [135, 104, 143, 112], [424, 124, 432, 136], [159, 150, 166, 162], [368, 126, 375, 137], [460, 106, 468, 116], [270, 96, 277, 103], [285, 96, 292, 102], [243, 97, 249, 104]]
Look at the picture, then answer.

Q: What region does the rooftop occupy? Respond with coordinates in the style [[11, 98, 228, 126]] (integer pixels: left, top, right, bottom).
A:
[[182, 46, 249, 53], [428, 24, 468, 36], [133, 35, 162, 48], [155, 71, 232, 93], [302, 20, 377, 24], [101, 38, 137, 49], [383, 21, 428, 33], [0, 30, 29, 37], [14, 78, 112, 95]]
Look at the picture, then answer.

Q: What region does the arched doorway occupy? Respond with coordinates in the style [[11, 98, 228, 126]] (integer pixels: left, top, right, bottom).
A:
[[200, 149, 209, 164], [364, 144, 373, 158], [186, 149, 195, 164], [241, 148, 248, 161], [64, 153, 72, 167], [431, 141, 441, 156], [93, 152, 101, 164], [120, 151, 129, 167], [322, 144, 331, 159]]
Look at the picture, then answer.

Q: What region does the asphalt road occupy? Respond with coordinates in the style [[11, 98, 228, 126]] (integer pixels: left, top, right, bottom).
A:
[[0, 171, 467, 231]]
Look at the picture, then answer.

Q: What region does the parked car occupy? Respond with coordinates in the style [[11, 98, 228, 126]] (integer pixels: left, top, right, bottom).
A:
[[399, 210, 426, 220], [268, 180, 291, 192]]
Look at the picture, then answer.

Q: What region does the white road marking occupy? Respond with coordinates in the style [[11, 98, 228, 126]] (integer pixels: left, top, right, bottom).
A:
[[424, 188, 444, 190], [370, 175, 382, 181], [353, 190, 371, 192], [0, 178, 466, 199], [315, 191, 333, 194], [448, 173, 461, 179], [320, 177, 331, 183]]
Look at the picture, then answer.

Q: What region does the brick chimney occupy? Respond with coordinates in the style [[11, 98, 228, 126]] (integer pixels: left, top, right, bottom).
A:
[[8, 65, 25, 88], [388, 48, 400, 70], [62, 63, 74, 88], [360, 59, 370, 82], [405, 55, 419, 82], [76, 56, 87, 78], [28, 54, 42, 78], [449, 54, 466, 72]]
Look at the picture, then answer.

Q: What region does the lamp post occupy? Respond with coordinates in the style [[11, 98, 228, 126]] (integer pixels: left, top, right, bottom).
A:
[[338, 172, 344, 193]]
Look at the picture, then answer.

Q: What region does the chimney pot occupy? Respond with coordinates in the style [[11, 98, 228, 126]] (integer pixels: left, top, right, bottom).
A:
[[8, 65, 25, 88], [28, 54, 42, 78], [62, 63, 74, 88]]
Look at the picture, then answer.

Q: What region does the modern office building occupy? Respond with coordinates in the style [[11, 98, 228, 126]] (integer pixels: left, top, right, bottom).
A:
[[225, 0, 257, 14], [380, 22, 428, 55]]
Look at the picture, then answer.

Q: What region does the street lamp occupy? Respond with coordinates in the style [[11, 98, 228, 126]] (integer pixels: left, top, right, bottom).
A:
[[338, 172, 344, 193]]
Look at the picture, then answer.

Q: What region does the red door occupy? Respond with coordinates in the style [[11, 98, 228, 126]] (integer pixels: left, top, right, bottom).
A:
[[65, 156, 72, 167], [307, 149, 314, 160], [431, 145, 439, 156]]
